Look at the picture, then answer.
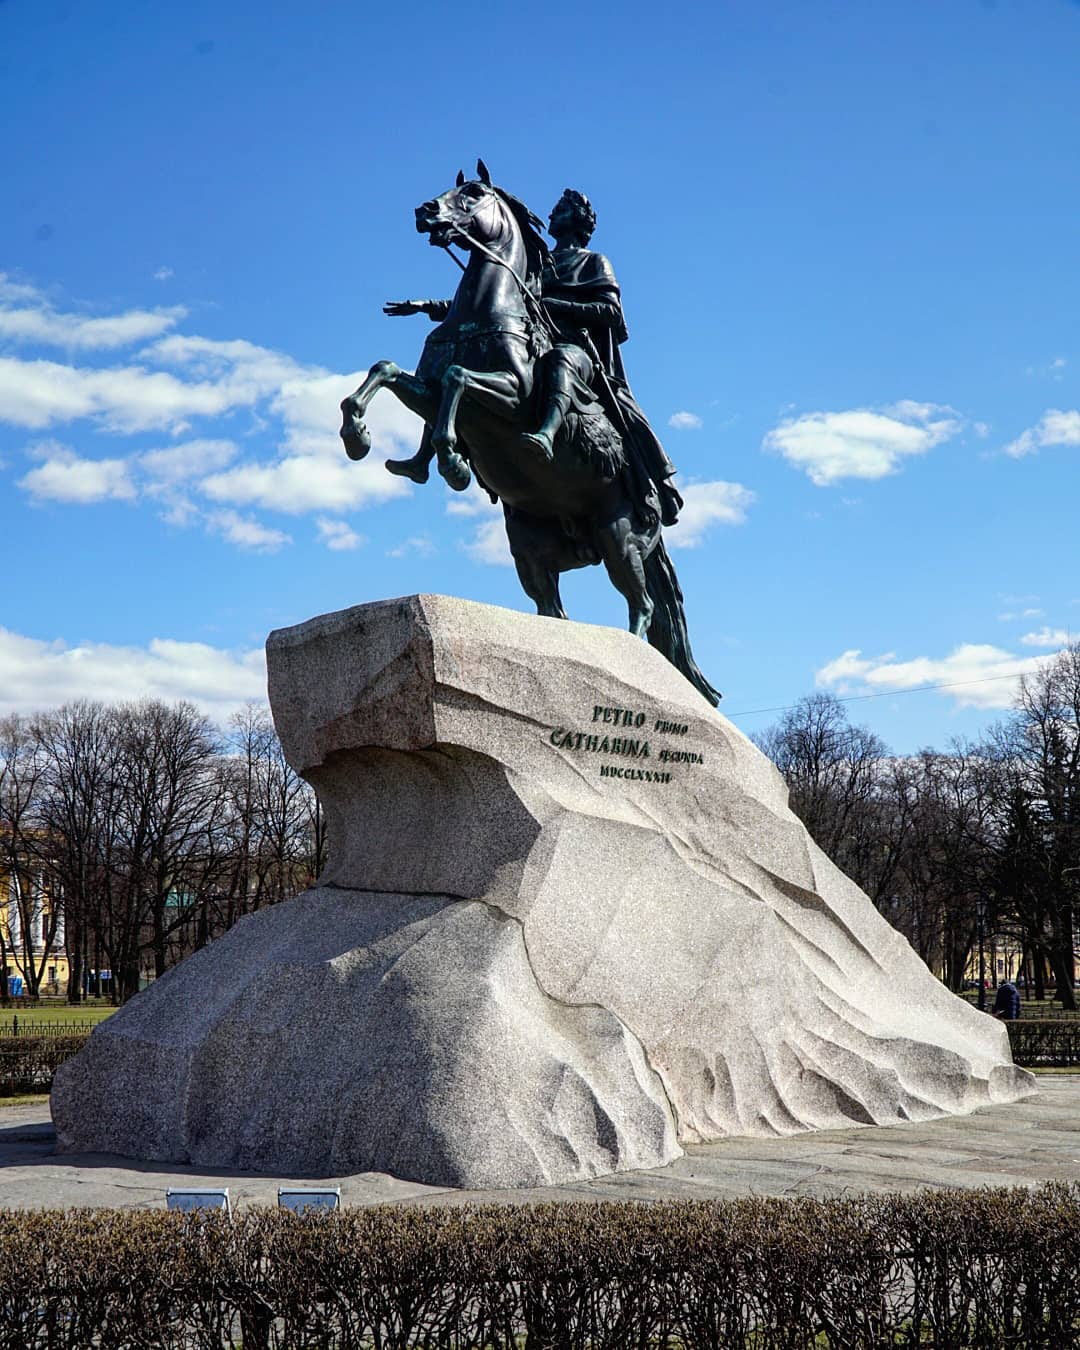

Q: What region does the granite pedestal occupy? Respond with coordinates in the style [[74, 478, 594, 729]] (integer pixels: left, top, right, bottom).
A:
[[51, 596, 1033, 1187]]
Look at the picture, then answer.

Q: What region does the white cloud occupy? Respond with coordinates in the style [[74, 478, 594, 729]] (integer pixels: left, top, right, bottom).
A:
[[0, 274, 42, 304], [0, 355, 249, 433], [455, 477, 753, 561], [665, 480, 755, 549], [3, 342, 422, 529], [0, 275, 428, 516], [464, 515, 513, 566], [144, 334, 304, 393], [18, 444, 136, 503], [445, 485, 499, 517], [668, 411, 702, 430], [316, 517, 365, 551], [387, 534, 436, 558], [152, 490, 198, 527], [201, 452, 409, 514], [764, 402, 960, 485], [998, 607, 1043, 621], [452, 494, 510, 566], [816, 643, 1053, 710], [205, 509, 291, 552], [0, 334, 328, 435], [1003, 409, 1080, 459], [0, 302, 185, 351], [0, 627, 266, 720], [140, 438, 237, 482], [1020, 627, 1071, 649], [198, 368, 421, 513], [153, 267, 174, 282]]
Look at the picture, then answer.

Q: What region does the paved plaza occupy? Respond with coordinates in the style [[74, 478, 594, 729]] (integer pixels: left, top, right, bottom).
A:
[[1, 1077, 1077, 1211]]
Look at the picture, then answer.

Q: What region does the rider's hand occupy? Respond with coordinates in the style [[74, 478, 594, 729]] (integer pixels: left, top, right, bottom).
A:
[[383, 300, 429, 317]]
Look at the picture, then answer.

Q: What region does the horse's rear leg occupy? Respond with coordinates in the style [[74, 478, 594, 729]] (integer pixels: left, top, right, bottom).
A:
[[514, 556, 568, 620], [505, 510, 571, 620], [595, 515, 656, 637]]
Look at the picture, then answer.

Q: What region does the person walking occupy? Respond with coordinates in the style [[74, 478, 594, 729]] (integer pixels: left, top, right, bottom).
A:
[[992, 978, 1021, 1020]]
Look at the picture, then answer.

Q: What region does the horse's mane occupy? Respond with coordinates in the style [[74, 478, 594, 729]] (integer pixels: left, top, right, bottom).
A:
[[493, 186, 550, 290]]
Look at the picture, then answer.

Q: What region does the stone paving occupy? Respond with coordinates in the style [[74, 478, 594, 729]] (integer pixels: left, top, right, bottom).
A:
[[1, 1078, 1077, 1212]]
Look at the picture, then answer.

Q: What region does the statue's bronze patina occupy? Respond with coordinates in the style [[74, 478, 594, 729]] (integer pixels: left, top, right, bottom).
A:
[[340, 161, 720, 704]]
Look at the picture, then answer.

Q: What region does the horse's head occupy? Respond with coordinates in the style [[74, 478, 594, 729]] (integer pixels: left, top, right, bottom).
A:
[[415, 159, 507, 251], [415, 160, 548, 283]]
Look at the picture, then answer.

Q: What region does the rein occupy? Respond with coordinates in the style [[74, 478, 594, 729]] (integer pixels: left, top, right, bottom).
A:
[[443, 218, 558, 344]]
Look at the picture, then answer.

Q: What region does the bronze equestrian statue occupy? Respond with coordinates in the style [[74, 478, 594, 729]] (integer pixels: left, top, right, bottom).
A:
[[339, 161, 720, 705]]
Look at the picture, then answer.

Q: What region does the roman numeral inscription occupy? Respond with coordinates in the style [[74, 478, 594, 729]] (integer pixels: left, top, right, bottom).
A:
[[546, 706, 704, 785]]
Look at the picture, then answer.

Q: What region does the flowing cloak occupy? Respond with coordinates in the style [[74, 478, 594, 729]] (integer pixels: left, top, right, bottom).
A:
[[541, 247, 684, 528]]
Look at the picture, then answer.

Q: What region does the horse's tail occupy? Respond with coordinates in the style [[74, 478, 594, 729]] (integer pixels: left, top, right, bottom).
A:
[[644, 539, 722, 706]]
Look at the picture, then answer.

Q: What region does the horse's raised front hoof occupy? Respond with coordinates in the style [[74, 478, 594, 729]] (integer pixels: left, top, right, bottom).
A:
[[439, 451, 472, 492], [386, 455, 430, 484], [340, 415, 372, 461], [520, 431, 554, 462]]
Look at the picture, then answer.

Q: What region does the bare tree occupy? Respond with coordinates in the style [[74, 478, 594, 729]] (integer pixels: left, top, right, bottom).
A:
[[107, 701, 226, 996], [0, 714, 61, 996], [988, 644, 1080, 1009], [213, 708, 317, 931], [3, 698, 322, 1003], [753, 693, 900, 901], [31, 702, 123, 1003]]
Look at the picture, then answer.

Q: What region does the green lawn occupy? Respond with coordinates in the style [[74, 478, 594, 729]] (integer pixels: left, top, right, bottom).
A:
[[0, 1002, 115, 1031]]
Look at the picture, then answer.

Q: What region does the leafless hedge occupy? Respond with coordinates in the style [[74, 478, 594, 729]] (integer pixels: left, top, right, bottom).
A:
[[0, 1187, 1078, 1347], [0, 1034, 89, 1095]]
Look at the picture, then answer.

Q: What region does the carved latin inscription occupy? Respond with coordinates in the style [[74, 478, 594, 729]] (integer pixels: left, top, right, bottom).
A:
[[546, 704, 704, 786]]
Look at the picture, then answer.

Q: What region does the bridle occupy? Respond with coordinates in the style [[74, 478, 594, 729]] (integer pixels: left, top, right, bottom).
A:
[[437, 187, 559, 344]]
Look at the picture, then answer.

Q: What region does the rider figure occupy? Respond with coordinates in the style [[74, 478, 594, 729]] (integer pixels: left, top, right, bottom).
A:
[[525, 189, 682, 527], [384, 188, 683, 528]]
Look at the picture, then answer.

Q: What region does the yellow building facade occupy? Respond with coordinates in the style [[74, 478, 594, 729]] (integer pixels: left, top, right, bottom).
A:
[[0, 864, 70, 996]]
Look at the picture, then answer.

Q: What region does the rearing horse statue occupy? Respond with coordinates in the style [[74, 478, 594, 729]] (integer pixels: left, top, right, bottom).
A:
[[340, 162, 720, 706]]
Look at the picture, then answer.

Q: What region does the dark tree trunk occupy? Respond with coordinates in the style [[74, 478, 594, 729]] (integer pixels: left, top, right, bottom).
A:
[[1032, 946, 1047, 1002], [1051, 927, 1077, 1010], [152, 902, 167, 979]]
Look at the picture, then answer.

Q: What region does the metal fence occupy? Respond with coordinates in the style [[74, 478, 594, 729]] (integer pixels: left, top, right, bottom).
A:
[[1007, 1019, 1080, 1066], [0, 1017, 103, 1038]]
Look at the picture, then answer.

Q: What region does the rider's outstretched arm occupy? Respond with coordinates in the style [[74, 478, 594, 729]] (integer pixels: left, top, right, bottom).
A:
[[383, 299, 452, 320]]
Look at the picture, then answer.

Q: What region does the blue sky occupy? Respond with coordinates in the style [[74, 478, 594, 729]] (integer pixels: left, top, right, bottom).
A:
[[2, 0, 1078, 749]]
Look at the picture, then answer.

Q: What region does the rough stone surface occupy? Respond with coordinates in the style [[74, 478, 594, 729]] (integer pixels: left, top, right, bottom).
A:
[[51, 594, 1034, 1187]]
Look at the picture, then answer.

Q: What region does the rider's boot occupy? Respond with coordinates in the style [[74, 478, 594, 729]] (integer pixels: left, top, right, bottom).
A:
[[386, 449, 433, 484], [521, 389, 573, 461]]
